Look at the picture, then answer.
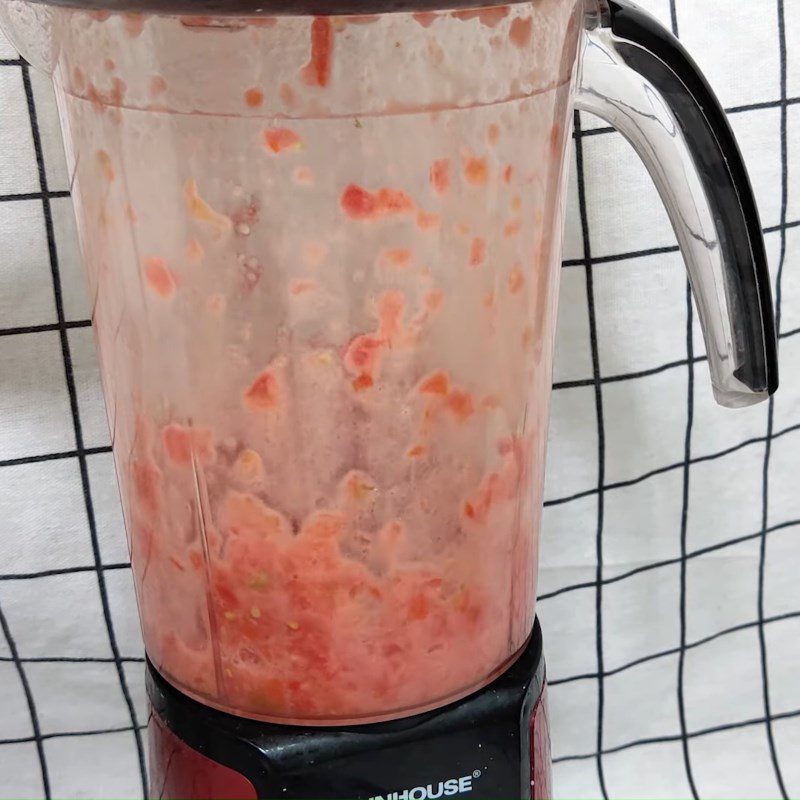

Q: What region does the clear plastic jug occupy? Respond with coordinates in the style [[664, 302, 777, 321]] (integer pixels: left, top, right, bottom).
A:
[[0, 0, 778, 724]]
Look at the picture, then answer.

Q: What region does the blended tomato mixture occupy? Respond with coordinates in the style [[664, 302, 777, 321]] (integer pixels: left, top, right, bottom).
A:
[[53, 0, 580, 722]]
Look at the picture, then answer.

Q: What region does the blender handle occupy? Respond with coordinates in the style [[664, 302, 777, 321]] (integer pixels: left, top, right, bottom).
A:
[[577, 0, 778, 408]]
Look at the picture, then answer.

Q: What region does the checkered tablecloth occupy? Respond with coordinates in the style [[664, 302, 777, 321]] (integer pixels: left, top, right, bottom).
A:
[[0, 1, 798, 798]]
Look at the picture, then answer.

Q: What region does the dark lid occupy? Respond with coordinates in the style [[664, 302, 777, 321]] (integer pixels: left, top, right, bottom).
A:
[[35, 0, 527, 16]]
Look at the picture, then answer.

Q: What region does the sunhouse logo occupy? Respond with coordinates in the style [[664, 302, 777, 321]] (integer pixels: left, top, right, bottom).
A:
[[368, 771, 480, 800]]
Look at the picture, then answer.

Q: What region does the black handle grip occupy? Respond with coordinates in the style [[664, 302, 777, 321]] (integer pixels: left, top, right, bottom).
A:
[[605, 0, 778, 397]]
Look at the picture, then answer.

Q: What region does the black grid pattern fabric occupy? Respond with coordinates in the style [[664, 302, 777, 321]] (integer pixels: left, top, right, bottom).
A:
[[0, 1, 798, 797]]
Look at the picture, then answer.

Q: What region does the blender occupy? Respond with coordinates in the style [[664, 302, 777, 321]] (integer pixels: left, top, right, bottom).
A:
[[0, 0, 778, 796]]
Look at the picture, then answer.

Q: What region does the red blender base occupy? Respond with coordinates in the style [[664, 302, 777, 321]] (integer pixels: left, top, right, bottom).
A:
[[148, 619, 550, 800]]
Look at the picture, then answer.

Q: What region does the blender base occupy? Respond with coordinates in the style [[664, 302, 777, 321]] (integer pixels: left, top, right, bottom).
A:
[[147, 618, 550, 800]]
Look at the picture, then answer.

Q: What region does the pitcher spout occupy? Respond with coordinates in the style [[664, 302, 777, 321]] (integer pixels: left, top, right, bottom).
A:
[[0, 0, 57, 73]]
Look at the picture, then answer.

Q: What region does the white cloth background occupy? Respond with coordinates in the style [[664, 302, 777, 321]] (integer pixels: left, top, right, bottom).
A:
[[0, 1, 799, 798]]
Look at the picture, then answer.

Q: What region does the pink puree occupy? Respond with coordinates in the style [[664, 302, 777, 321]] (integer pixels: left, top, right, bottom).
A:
[[129, 314, 539, 722]]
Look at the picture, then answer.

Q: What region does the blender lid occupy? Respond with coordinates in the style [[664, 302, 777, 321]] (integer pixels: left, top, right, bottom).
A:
[[26, 0, 530, 16]]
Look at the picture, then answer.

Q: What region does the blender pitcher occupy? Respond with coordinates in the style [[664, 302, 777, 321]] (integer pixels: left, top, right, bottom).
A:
[[0, 0, 777, 728]]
